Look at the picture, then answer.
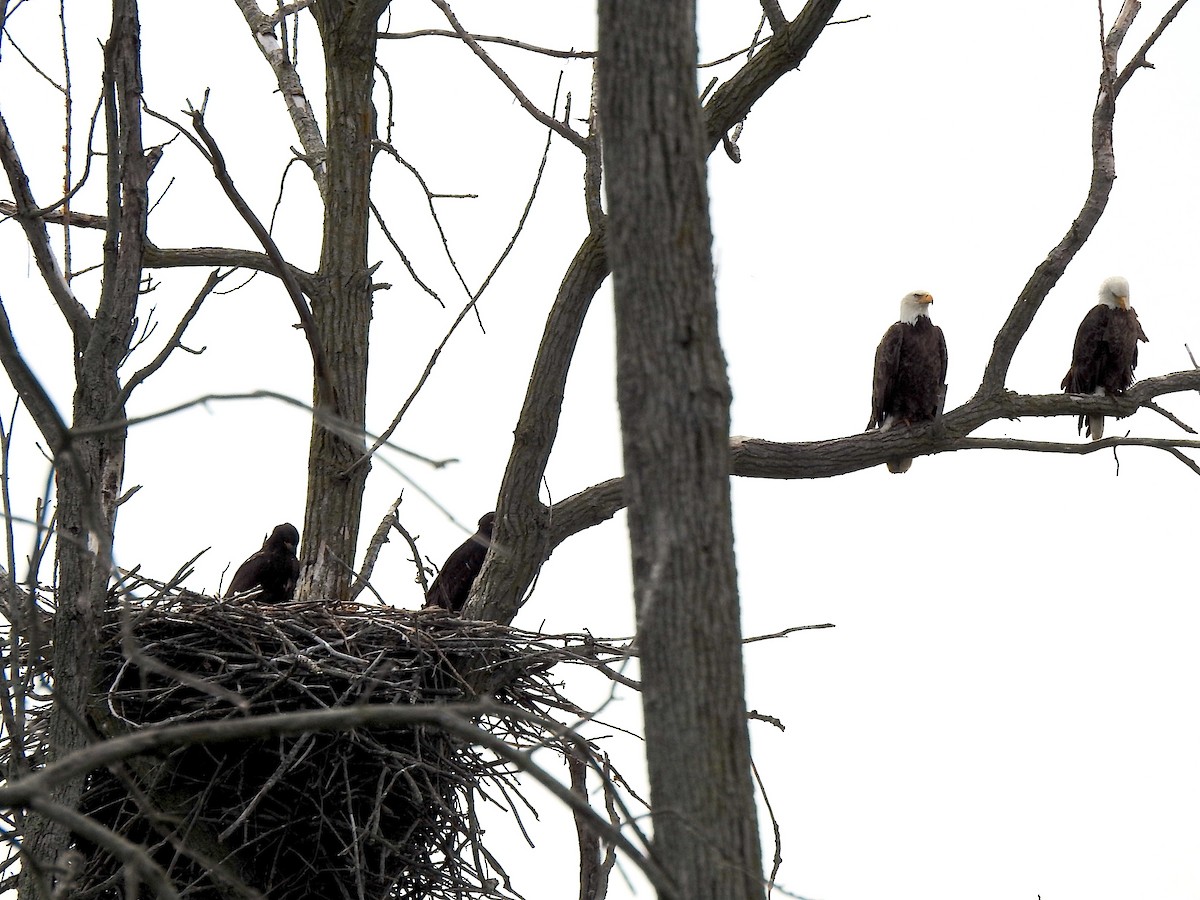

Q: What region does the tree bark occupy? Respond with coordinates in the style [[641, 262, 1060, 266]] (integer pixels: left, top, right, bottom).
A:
[[598, 2, 763, 897], [471, 0, 844, 622], [299, 1, 390, 601], [16, 1, 145, 895]]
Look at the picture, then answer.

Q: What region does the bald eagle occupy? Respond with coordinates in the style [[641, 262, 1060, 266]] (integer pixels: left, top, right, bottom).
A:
[[1061, 275, 1148, 440], [225, 523, 301, 603], [424, 512, 495, 614], [868, 291, 948, 474]]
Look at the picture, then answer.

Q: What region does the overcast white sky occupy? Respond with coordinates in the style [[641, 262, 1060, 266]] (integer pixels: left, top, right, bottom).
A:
[[2, 2, 1200, 899]]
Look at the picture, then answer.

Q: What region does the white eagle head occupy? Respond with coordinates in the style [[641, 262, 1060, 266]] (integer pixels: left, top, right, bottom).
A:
[[1098, 275, 1130, 310], [899, 290, 934, 324]]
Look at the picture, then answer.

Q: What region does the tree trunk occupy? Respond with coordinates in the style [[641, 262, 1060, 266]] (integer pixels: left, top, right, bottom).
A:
[[300, 1, 390, 601], [598, 2, 764, 898], [17, 1, 145, 894]]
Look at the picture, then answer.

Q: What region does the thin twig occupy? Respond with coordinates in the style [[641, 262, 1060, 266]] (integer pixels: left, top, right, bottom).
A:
[[378, 27, 596, 59], [114, 269, 227, 407], [427, 0, 588, 151]]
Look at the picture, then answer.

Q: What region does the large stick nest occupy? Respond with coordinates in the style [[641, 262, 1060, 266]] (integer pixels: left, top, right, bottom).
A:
[[68, 596, 633, 900]]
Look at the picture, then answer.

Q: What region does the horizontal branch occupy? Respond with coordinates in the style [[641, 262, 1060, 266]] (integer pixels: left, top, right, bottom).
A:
[[62, 389, 451, 469], [944, 435, 1200, 455], [144, 244, 319, 298], [537, 370, 1200, 551], [379, 28, 596, 59], [0, 202, 323, 299]]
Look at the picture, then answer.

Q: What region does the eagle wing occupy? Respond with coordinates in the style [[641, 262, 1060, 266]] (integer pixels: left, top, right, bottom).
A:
[[225, 551, 267, 597], [1061, 305, 1109, 394], [935, 324, 948, 411], [869, 322, 905, 429], [425, 533, 490, 612]]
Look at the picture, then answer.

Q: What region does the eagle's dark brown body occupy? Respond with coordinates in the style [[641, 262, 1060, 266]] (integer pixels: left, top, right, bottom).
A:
[[424, 512, 495, 614], [869, 316, 948, 432], [225, 523, 301, 603], [1062, 303, 1148, 438]]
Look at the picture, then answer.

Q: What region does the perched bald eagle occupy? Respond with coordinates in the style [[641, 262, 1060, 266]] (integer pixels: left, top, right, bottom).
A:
[[424, 512, 495, 614], [868, 290, 948, 474], [1061, 275, 1148, 440], [225, 523, 300, 603]]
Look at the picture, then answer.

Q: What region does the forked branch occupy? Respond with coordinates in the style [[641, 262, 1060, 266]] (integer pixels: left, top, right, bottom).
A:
[[980, 0, 1186, 393]]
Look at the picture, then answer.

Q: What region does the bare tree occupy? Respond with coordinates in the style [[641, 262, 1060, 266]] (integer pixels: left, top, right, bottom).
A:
[[597, 0, 761, 896], [0, 2, 150, 894], [0, 0, 1196, 898]]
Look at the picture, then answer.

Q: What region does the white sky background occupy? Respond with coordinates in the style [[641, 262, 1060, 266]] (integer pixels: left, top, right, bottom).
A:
[[1, 2, 1199, 899]]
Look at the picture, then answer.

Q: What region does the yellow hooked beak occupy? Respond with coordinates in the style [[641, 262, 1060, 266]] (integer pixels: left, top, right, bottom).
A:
[[917, 292, 934, 304], [1115, 295, 1129, 310]]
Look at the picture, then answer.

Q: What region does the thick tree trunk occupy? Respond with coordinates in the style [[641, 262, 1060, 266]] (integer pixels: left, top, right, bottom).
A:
[[300, 1, 389, 601], [17, 2, 144, 895], [598, 2, 764, 898]]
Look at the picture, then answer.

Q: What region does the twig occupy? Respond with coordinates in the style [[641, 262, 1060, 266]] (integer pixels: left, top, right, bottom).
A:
[[0, 110, 92, 342], [114, 268, 227, 407], [428, 0, 588, 151], [26, 796, 180, 900], [184, 105, 338, 414], [349, 108, 558, 475], [378, 28, 596, 60], [393, 516, 430, 597], [743, 623, 835, 644], [350, 495, 404, 601]]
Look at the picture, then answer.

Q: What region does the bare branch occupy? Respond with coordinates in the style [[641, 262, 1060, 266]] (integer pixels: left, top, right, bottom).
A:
[[569, 750, 605, 900], [759, 1, 786, 33], [703, 0, 844, 152], [266, 0, 314, 27], [145, 243, 320, 295], [393, 517, 430, 597], [185, 107, 337, 412], [350, 495, 403, 601], [0, 200, 323, 297], [368, 200, 445, 306], [1161, 445, 1200, 477], [743, 623, 836, 644], [374, 144, 475, 299], [352, 112, 557, 474], [1142, 399, 1195, 433], [979, 0, 1153, 393], [62, 388, 452, 470], [583, 70, 603, 229], [26, 797, 180, 900], [379, 27, 596, 59], [531, 373, 1200, 562], [474, 3, 849, 622], [1115, 0, 1191, 92], [427, 0, 589, 151], [472, 224, 608, 622], [0, 109, 92, 343], [115, 268, 228, 406], [0, 300, 71, 458], [231, 0, 327, 196]]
